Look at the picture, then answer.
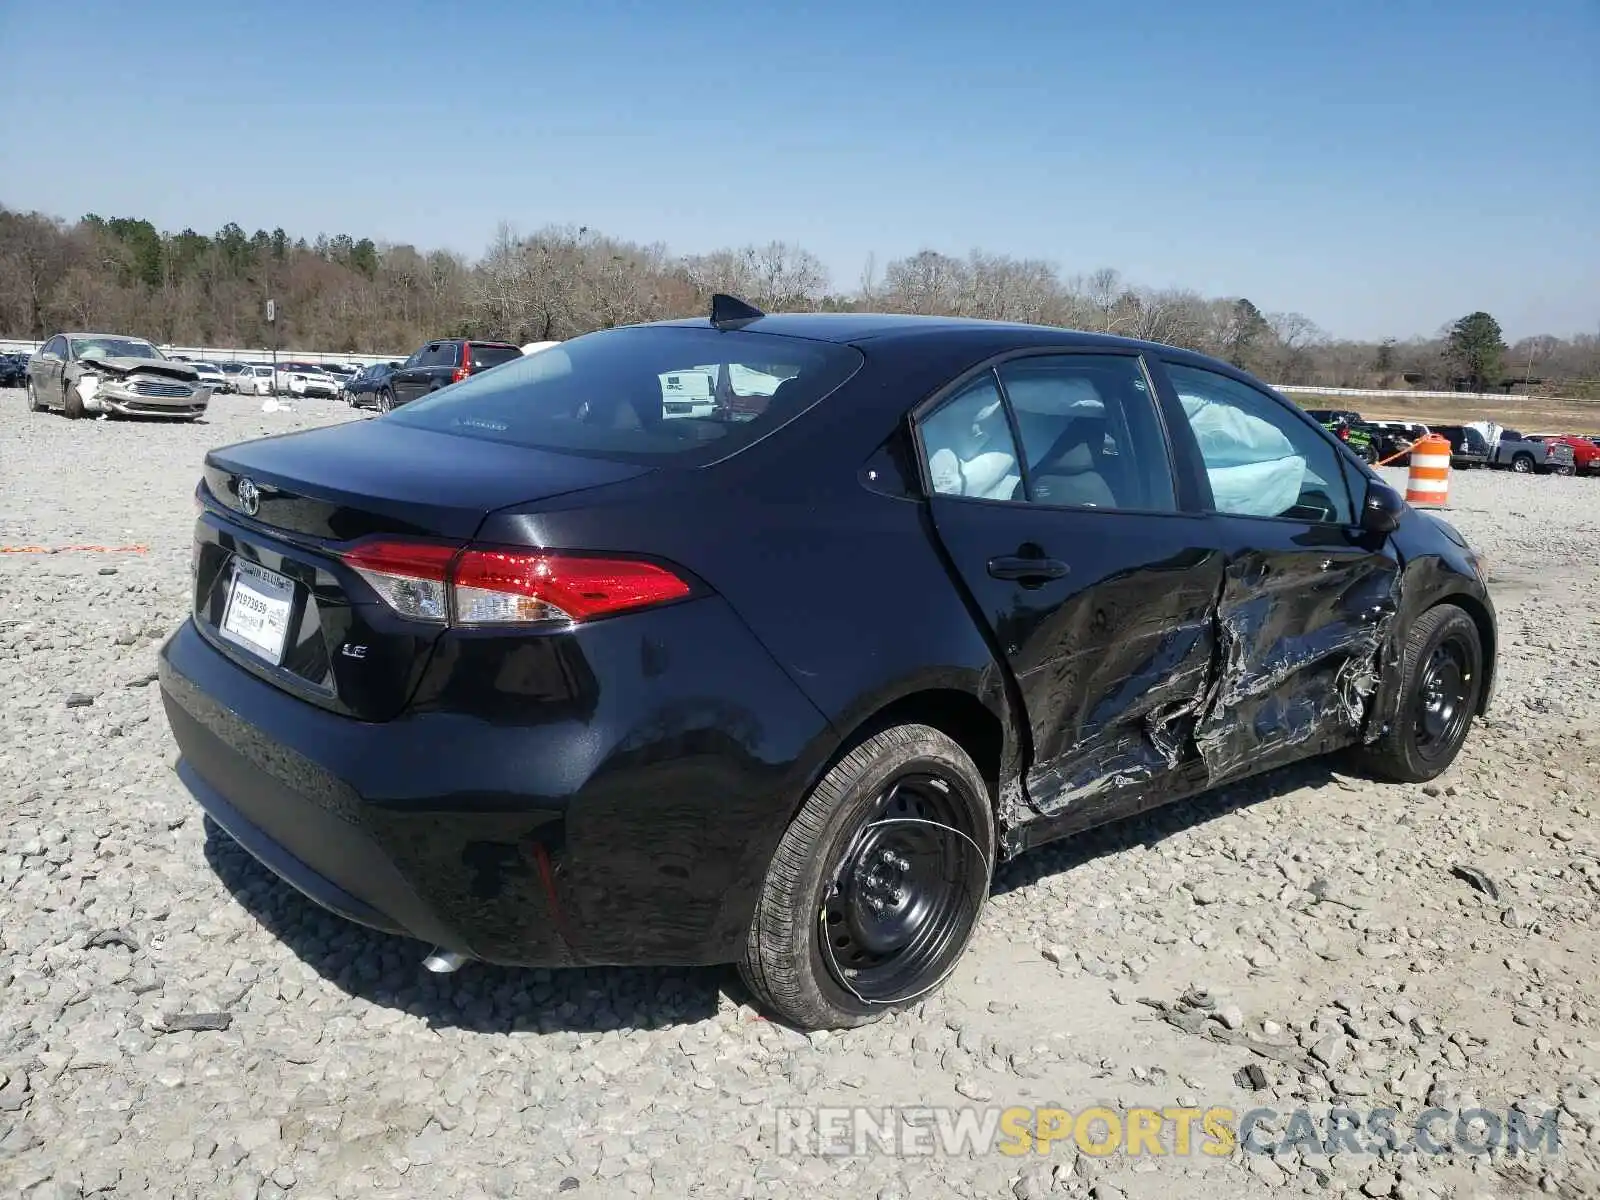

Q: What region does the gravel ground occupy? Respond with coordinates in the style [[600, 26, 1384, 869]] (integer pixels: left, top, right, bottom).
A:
[[1, 388, 1598, 1200]]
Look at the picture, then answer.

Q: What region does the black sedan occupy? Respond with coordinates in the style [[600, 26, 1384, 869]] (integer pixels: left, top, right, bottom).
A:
[[345, 362, 402, 410], [158, 297, 1498, 1030]]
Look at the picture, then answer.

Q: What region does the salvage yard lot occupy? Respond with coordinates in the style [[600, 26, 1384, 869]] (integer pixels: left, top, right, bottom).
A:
[[1, 387, 1598, 1200]]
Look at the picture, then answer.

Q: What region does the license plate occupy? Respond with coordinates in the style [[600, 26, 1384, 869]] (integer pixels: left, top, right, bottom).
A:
[[219, 559, 295, 664]]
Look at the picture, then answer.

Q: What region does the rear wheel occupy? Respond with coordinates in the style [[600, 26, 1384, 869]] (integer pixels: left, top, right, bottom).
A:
[[26, 379, 45, 412], [378, 387, 394, 413], [1356, 604, 1483, 783], [740, 723, 994, 1031], [1511, 452, 1534, 473]]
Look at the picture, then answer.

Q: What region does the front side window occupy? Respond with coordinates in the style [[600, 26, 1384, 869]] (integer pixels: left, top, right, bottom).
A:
[[386, 326, 863, 465], [1166, 362, 1355, 525]]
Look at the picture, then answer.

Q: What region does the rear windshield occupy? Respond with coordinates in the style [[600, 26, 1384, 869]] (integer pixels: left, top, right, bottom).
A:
[[387, 326, 864, 465], [467, 344, 523, 371]]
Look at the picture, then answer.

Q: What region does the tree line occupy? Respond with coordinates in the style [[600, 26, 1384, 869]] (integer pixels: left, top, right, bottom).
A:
[[1, 205, 1595, 394]]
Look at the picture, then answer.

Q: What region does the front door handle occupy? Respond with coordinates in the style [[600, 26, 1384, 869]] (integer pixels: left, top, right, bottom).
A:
[[987, 555, 1070, 582]]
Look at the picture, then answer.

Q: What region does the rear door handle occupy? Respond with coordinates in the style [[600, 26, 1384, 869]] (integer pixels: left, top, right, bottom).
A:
[[987, 555, 1070, 582]]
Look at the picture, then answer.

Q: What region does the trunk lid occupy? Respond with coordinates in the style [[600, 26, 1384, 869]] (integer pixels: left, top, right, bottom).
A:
[[193, 420, 652, 720]]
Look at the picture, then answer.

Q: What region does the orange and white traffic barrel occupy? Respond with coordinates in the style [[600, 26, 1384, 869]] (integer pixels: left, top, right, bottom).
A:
[[1405, 433, 1451, 507]]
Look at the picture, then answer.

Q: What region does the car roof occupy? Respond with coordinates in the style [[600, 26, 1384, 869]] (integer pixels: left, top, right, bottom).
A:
[[59, 331, 157, 341], [643, 311, 1182, 355]]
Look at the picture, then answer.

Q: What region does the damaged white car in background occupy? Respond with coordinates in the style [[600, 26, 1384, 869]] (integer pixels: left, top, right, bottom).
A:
[[24, 332, 210, 421]]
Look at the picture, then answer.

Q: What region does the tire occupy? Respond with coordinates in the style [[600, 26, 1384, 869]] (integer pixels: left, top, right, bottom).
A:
[[63, 381, 84, 419], [378, 387, 394, 413], [1511, 452, 1534, 474], [739, 723, 995, 1031], [1355, 604, 1484, 784], [26, 379, 45, 412]]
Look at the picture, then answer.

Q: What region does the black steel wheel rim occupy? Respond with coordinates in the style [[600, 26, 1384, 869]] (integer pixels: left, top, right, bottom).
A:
[[820, 773, 987, 1005], [1414, 637, 1472, 759]]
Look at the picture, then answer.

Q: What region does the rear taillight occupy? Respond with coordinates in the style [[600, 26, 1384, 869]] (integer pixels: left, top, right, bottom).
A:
[[451, 346, 470, 384], [338, 540, 691, 626], [341, 540, 459, 623]]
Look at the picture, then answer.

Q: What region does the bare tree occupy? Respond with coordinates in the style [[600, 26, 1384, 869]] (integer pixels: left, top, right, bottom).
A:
[[2, 203, 1594, 399]]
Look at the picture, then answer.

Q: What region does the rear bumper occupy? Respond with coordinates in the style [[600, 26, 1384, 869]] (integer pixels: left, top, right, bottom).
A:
[[177, 759, 413, 939], [158, 599, 832, 968]]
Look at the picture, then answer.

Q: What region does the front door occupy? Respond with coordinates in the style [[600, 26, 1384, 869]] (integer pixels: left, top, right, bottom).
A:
[[917, 351, 1225, 833], [36, 336, 65, 398], [1156, 360, 1403, 783]]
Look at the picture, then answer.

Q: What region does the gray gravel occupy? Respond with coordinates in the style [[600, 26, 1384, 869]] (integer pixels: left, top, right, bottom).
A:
[[2, 388, 1598, 1199]]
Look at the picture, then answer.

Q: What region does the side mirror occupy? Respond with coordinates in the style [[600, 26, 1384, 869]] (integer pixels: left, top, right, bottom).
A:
[[1360, 481, 1405, 534]]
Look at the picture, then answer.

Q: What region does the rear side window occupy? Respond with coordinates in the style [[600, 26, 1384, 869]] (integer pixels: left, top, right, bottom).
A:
[[468, 343, 522, 371], [917, 355, 1176, 511], [386, 326, 864, 465], [997, 355, 1175, 511], [921, 374, 1020, 500]]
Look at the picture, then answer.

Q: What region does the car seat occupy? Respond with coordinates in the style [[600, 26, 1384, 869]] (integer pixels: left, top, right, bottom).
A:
[[1017, 419, 1117, 507]]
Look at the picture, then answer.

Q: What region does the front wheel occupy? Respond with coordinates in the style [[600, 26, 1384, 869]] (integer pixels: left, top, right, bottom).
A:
[[63, 382, 84, 419], [740, 723, 995, 1031], [1355, 604, 1484, 783]]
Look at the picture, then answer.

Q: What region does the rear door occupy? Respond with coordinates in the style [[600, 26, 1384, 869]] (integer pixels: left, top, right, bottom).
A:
[[425, 342, 458, 392], [1157, 360, 1402, 783], [390, 345, 433, 405], [916, 350, 1224, 830]]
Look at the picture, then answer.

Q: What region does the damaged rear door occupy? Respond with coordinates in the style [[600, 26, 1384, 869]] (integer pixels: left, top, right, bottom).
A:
[[1158, 360, 1402, 783], [916, 351, 1225, 834]]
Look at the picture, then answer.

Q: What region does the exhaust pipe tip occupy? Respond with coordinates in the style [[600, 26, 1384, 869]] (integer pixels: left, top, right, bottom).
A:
[[422, 947, 469, 974]]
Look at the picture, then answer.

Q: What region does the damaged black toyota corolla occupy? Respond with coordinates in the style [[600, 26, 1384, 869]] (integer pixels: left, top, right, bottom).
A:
[[158, 297, 1497, 1031]]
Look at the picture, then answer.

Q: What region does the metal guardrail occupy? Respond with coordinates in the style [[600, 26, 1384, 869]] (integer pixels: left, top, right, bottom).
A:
[[1276, 384, 1597, 404], [0, 338, 401, 367]]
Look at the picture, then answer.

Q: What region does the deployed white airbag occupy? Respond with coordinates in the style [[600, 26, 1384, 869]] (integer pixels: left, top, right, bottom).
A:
[[923, 391, 1020, 499], [1179, 392, 1307, 517]]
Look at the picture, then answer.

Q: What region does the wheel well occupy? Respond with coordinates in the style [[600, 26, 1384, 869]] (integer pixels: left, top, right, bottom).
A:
[[1431, 593, 1496, 715], [842, 689, 1005, 795]]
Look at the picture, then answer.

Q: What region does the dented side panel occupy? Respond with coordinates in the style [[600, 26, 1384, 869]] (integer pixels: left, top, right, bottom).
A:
[[922, 495, 1225, 835], [1194, 527, 1402, 784]]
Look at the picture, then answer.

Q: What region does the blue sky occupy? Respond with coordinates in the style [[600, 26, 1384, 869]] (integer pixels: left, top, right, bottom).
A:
[[2, 0, 1594, 340]]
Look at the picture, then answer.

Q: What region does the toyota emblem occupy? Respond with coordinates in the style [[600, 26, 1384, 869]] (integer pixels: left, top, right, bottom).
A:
[[238, 477, 261, 516]]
